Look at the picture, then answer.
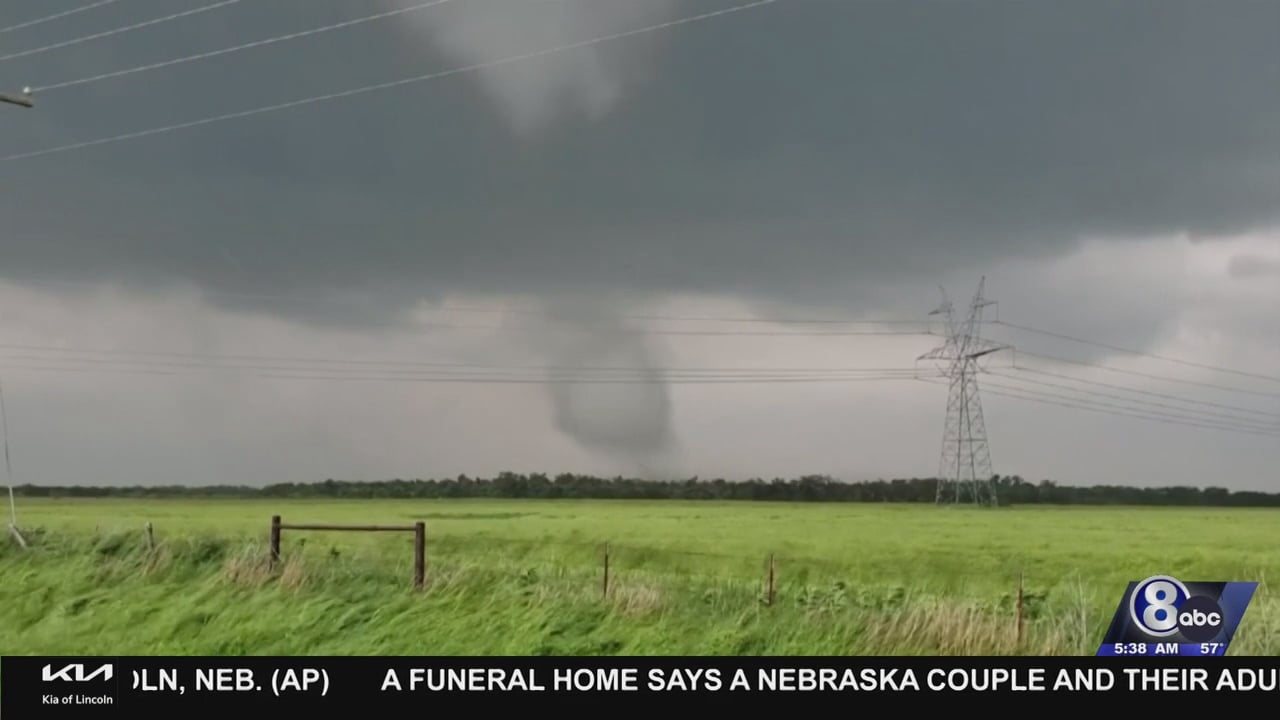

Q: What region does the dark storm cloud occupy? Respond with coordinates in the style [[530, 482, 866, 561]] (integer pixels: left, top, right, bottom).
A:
[[1, 0, 1278, 323]]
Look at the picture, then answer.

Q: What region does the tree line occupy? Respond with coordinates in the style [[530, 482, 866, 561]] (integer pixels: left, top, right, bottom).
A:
[[11, 473, 1280, 506]]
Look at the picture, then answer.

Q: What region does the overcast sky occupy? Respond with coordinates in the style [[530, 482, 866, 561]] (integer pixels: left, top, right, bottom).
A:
[[0, 0, 1277, 490]]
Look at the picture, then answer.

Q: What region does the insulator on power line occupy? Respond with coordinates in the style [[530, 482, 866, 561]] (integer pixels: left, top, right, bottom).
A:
[[0, 91, 33, 108]]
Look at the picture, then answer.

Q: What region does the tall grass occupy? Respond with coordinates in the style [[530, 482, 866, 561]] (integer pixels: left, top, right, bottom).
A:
[[2, 499, 1276, 655]]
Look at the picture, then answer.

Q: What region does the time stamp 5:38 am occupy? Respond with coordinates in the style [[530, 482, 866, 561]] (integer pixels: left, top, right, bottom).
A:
[[1110, 642, 1227, 656]]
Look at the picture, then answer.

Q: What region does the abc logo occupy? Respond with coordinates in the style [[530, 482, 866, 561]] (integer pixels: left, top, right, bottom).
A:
[[1129, 575, 1224, 643]]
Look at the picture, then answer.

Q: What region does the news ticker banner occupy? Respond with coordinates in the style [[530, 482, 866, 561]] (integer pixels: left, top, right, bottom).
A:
[[5, 655, 1280, 714], [1095, 575, 1259, 656]]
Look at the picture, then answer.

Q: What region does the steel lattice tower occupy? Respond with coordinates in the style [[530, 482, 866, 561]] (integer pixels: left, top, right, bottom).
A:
[[919, 278, 1007, 506]]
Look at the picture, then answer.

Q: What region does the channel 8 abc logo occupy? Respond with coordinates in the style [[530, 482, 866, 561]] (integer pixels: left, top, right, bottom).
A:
[[1129, 575, 1224, 643]]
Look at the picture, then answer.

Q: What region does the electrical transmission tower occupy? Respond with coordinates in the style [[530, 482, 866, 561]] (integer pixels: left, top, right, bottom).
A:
[[919, 277, 1007, 507]]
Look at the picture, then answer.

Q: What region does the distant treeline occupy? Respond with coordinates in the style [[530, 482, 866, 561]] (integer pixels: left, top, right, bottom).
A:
[[11, 473, 1280, 507]]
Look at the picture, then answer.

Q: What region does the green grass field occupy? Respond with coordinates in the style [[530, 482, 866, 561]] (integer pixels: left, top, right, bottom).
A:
[[2, 498, 1276, 655]]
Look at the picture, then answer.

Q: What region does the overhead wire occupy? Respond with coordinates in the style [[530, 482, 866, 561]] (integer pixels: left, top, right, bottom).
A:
[[987, 370, 1280, 430], [0, 317, 928, 337], [992, 319, 1280, 385], [0, 271, 936, 326], [0, 343, 928, 374], [0, 340, 930, 378], [0, 0, 782, 162], [252, 373, 937, 386], [0, 0, 244, 63], [1000, 365, 1280, 420], [1008, 348, 1280, 399], [0, 355, 937, 384], [32, 0, 457, 92], [0, 350, 930, 379], [0, 0, 124, 35], [917, 376, 1280, 438], [977, 377, 1280, 435], [984, 387, 1280, 438]]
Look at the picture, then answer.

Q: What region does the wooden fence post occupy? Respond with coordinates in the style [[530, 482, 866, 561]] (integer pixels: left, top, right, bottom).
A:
[[1016, 571, 1025, 646], [269, 515, 281, 568], [413, 521, 425, 591], [602, 542, 610, 600], [766, 552, 776, 607], [144, 522, 155, 552]]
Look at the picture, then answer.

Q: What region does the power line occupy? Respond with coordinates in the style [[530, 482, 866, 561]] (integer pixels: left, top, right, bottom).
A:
[[983, 385, 1280, 438], [0, 340, 931, 371], [992, 320, 1280, 385], [500, 312, 929, 326], [0, 350, 930, 378], [1, 271, 935, 326], [918, 376, 1280, 438], [987, 370, 1280, 430], [0, 0, 782, 162], [1002, 365, 1280, 420], [251, 372, 936, 386], [0, 0, 244, 63], [977, 377, 1280, 436], [1009, 348, 1280, 399], [33, 0, 457, 92], [577, 329, 925, 337], [0, 315, 924, 336], [0, 0, 124, 34], [0, 365, 931, 384], [0, 278, 936, 335], [0, 357, 937, 384]]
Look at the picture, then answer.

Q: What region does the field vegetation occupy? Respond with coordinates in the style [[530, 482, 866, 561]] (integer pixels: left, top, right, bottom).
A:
[[3, 497, 1277, 655]]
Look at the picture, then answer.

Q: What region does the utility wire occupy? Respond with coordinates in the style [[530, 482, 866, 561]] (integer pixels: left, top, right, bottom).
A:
[[1, 271, 935, 326], [983, 375, 1280, 433], [33, 0, 457, 92], [0, 359, 928, 379], [1010, 348, 1280, 400], [0, 350, 929, 378], [976, 378, 1280, 435], [1003, 365, 1280, 420], [989, 387, 1280, 438], [981, 385, 1280, 438], [0, 0, 123, 34], [0, 0, 244, 63], [0, 341, 926, 373], [0, 319, 924, 336], [1, 0, 781, 162], [0, 358, 936, 384], [252, 372, 936, 386], [987, 370, 1280, 429], [917, 376, 1280, 438], [992, 319, 1280, 385]]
